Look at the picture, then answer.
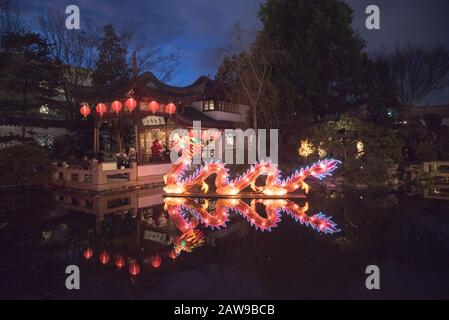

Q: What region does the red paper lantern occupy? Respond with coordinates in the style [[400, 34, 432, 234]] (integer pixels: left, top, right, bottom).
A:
[[125, 98, 137, 112], [83, 248, 94, 260], [165, 102, 176, 115], [99, 251, 110, 265], [115, 255, 126, 269], [80, 104, 90, 118], [111, 100, 122, 114], [188, 129, 196, 138], [149, 100, 159, 113], [128, 262, 140, 276], [168, 249, 177, 260], [150, 254, 162, 268], [95, 103, 107, 116]]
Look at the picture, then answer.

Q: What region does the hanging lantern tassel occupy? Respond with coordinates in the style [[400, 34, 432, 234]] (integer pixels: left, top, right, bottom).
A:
[[165, 102, 176, 117], [80, 104, 91, 118]]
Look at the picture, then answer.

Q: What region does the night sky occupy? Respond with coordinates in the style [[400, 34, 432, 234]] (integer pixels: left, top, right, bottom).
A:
[[20, 0, 449, 104]]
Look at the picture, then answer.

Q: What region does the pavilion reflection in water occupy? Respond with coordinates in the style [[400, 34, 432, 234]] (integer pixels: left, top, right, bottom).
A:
[[53, 188, 339, 277], [423, 184, 449, 200]]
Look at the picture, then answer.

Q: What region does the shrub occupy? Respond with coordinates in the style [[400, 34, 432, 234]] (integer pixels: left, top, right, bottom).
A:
[[0, 144, 52, 185], [298, 114, 404, 186]]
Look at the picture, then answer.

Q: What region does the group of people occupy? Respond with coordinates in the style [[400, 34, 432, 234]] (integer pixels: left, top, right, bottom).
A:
[[115, 148, 137, 169], [79, 138, 165, 170]]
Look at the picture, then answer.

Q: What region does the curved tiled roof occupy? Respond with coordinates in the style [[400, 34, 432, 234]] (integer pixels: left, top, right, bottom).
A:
[[65, 72, 217, 103], [139, 72, 213, 96]]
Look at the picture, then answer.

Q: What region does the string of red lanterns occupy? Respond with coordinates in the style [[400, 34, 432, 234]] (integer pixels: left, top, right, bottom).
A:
[[82, 247, 178, 277], [80, 99, 176, 117]]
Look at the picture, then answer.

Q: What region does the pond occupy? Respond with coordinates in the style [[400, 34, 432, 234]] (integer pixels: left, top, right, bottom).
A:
[[1, 185, 449, 299]]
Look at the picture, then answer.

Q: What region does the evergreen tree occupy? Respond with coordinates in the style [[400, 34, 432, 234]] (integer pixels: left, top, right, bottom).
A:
[[91, 24, 129, 85], [258, 0, 367, 120]]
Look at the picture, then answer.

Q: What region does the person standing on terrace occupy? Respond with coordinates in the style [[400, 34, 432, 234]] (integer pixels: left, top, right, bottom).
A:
[[115, 149, 128, 169]]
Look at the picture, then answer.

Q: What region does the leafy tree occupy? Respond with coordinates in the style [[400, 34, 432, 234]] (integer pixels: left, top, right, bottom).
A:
[[414, 138, 438, 162], [298, 114, 404, 186], [0, 30, 63, 138], [258, 0, 367, 120], [357, 58, 401, 123]]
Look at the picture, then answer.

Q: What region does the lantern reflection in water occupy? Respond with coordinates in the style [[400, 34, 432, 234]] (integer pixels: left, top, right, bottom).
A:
[[128, 262, 140, 276], [115, 255, 126, 269], [150, 255, 162, 268], [99, 251, 110, 265], [83, 248, 94, 260]]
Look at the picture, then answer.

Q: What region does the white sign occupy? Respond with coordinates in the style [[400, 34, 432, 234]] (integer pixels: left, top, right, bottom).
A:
[[144, 230, 168, 244], [142, 116, 166, 127]]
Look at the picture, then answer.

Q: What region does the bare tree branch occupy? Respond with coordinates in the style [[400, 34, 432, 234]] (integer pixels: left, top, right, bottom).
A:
[[217, 22, 280, 130], [383, 44, 449, 106]]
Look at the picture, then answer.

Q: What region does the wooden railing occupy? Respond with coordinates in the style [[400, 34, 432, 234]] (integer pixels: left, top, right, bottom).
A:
[[52, 160, 138, 189], [423, 161, 449, 178]]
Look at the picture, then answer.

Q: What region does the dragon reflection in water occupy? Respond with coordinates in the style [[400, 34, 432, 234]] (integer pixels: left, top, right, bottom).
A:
[[165, 197, 340, 257], [81, 197, 340, 274]]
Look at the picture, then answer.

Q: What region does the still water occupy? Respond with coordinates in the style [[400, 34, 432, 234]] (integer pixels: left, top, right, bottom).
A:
[[1, 185, 449, 299]]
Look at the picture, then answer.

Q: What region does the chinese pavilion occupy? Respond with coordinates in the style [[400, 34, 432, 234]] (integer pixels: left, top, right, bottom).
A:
[[65, 68, 249, 164]]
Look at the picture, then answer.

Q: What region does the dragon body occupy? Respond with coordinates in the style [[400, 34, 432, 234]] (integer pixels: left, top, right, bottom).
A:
[[163, 133, 341, 196]]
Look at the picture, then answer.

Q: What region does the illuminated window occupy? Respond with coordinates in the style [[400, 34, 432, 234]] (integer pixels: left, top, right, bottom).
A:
[[203, 100, 214, 111], [40, 104, 49, 114], [211, 101, 239, 113]]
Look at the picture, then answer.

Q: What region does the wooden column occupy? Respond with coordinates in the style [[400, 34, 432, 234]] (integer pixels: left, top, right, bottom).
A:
[[134, 124, 139, 163], [93, 122, 100, 153]]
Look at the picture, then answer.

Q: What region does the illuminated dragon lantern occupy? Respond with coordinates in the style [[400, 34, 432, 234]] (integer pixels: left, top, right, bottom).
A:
[[163, 133, 341, 196], [164, 197, 340, 257]]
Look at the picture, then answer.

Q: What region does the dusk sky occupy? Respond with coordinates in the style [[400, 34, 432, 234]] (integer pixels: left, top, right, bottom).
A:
[[20, 0, 449, 104]]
